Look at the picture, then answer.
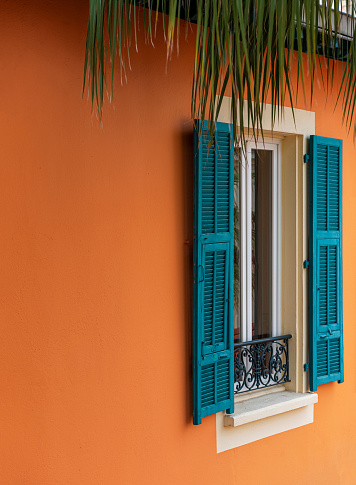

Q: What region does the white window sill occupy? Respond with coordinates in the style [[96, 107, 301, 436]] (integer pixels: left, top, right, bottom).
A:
[[224, 390, 318, 427], [216, 388, 318, 452]]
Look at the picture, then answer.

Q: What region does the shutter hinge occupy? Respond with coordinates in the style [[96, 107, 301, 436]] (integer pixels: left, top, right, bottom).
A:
[[304, 363, 309, 372], [303, 260, 310, 269], [304, 154, 309, 163]]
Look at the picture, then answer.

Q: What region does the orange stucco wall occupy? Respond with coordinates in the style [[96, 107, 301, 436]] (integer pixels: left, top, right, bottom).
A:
[[0, 1, 355, 483]]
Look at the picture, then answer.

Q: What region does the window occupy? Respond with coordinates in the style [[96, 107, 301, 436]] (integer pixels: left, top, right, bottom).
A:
[[234, 141, 281, 343], [192, 111, 344, 430]]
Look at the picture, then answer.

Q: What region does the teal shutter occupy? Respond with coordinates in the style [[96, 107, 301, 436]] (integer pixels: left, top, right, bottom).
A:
[[193, 121, 234, 425], [309, 136, 344, 392]]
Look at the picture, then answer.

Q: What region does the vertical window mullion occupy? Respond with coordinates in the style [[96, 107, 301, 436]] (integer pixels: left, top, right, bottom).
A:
[[272, 146, 278, 337], [240, 155, 247, 342], [277, 144, 282, 335], [246, 148, 253, 341]]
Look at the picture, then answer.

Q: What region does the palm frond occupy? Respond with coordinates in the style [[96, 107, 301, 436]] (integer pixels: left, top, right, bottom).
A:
[[83, 1, 356, 144]]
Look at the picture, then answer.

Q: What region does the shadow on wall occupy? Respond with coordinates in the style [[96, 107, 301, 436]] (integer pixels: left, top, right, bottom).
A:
[[181, 123, 194, 425]]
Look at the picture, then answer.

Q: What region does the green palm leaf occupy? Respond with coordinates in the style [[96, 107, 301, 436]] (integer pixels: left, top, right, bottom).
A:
[[83, 1, 356, 143]]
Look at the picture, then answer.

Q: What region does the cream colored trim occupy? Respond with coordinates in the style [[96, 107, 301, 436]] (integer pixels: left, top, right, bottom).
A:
[[224, 391, 318, 427], [216, 402, 315, 452], [217, 97, 315, 139], [215, 99, 316, 452], [282, 134, 306, 393]]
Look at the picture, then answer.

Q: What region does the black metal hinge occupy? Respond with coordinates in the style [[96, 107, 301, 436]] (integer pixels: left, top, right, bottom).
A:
[[304, 154, 309, 163], [304, 363, 309, 372], [303, 260, 310, 269]]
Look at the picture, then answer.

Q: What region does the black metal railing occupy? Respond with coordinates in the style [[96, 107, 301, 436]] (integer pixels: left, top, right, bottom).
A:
[[234, 334, 292, 394]]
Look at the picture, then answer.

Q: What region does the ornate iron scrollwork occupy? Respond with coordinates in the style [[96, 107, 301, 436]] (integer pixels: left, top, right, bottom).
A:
[[234, 335, 292, 394]]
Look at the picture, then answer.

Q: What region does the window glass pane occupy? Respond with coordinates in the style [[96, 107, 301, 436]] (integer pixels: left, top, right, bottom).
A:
[[252, 149, 273, 340], [251, 150, 256, 335], [234, 147, 241, 342]]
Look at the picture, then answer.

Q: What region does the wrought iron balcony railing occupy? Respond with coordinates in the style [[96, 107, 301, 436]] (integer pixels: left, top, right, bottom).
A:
[[234, 334, 292, 394]]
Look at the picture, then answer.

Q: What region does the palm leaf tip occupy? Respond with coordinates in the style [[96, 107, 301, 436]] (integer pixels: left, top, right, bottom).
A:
[[84, 1, 356, 144]]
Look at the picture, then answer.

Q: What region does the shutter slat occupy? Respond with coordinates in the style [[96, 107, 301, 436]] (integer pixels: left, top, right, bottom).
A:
[[309, 136, 344, 391], [193, 121, 234, 425]]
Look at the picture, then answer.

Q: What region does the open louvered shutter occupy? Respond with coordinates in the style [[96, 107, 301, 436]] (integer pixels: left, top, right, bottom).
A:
[[193, 121, 234, 425], [309, 135, 344, 392]]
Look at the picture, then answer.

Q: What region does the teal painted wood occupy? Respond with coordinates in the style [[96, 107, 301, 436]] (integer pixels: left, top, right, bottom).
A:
[[309, 136, 344, 392], [193, 121, 234, 425]]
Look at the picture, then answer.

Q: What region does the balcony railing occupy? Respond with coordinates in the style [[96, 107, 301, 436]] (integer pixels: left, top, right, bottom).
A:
[[234, 334, 292, 394]]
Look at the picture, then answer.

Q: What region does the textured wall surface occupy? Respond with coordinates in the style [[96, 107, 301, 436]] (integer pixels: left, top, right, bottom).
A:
[[0, 1, 355, 483]]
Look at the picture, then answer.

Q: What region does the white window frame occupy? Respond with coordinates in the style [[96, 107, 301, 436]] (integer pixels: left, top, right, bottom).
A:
[[237, 140, 282, 342]]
